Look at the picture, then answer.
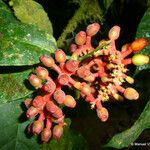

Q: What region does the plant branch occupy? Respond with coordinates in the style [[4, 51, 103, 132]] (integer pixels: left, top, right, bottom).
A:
[[78, 40, 111, 62]]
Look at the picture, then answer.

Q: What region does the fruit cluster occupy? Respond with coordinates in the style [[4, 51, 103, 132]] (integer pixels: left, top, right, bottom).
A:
[[24, 23, 149, 142]]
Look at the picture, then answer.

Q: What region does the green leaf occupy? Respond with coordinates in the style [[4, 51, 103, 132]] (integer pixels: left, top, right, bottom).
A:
[[0, 99, 88, 150], [0, 99, 41, 150], [103, 0, 113, 11], [0, 0, 57, 66], [0, 69, 33, 104], [9, 0, 53, 34], [105, 99, 150, 149], [134, 8, 150, 76]]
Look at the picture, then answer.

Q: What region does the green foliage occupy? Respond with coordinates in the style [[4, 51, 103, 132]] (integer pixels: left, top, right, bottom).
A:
[[0, 99, 41, 150], [105, 7, 150, 149], [9, 0, 53, 34], [0, 0, 56, 66], [0, 70, 33, 103], [105, 98, 150, 149], [103, 0, 113, 12]]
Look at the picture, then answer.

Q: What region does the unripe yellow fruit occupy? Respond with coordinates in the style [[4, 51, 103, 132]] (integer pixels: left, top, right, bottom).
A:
[[132, 54, 149, 66]]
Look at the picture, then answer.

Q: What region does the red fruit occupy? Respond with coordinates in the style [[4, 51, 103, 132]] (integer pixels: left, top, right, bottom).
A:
[[28, 74, 42, 88], [35, 66, 49, 79], [40, 56, 55, 67], [121, 43, 130, 52], [75, 31, 86, 45], [58, 73, 70, 85], [43, 80, 56, 94], [65, 60, 79, 72], [32, 96, 45, 110], [32, 120, 44, 135], [53, 89, 66, 104], [86, 23, 100, 36], [26, 106, 39, 118], [101, 76, 110, 83], [81, 84, 91, 95], [41, 128, 52, 142], [131, 38, 148, 51], [53, 125, 63, 140], [64, 95, 76, 108], [125, 76, 134, 84], [108, 25, 120, 40], [77, 66, 91, 78], [46, 101, 58, 114], [124, 88, 139, 100], [52, 108, 63, 119], [55, 49, 66, 63], [24, 98, 32, 108], [84, 75, 95, 82], [70, 44, 77, 53], [96, 107, 109, 122]]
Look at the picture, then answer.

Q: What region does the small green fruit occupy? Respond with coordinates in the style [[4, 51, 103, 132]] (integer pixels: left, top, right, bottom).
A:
[[132, 54, 149, 66]]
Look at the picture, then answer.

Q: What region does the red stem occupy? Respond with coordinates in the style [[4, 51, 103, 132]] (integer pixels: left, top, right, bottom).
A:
[[86, 36, 91, 48], [38, 112, 45, 121], [96, 100, 102, 109], [122, 58, 132, 65], [121, 47, 133, 58], [85, 94, 95, 102], [43, 94, 52, 103], [52, 64, 62, 74], [115, 85, 125, 93], [46, 118, 52, 130], [110, 40, 117, 53]]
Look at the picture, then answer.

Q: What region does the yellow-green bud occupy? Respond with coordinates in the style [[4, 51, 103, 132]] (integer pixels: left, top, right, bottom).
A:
[[132, 54, 149, 66]]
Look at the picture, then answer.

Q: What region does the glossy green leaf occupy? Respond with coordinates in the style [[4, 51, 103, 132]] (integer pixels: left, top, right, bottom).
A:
[[134, 8, 150, 76], [9, 0, 53, 34], [0, 99, 88, 150], [0, 69, 33, 104], [0, 0, 57, 66], [105, 99, 150, 149]]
